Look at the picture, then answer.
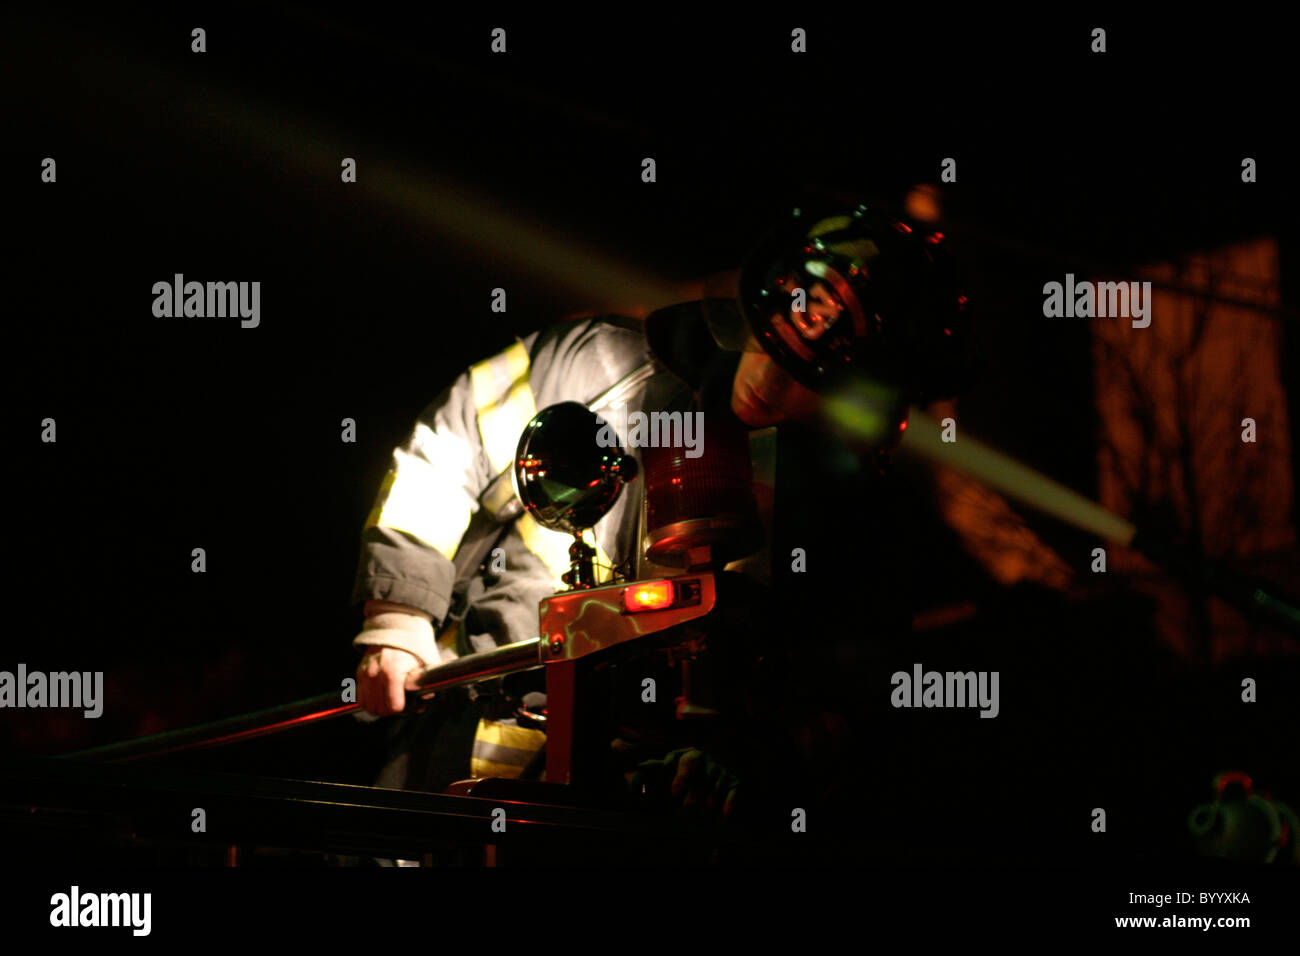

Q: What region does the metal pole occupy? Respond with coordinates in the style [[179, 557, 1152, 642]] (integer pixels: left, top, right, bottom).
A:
[[61, 639, 543, 763]]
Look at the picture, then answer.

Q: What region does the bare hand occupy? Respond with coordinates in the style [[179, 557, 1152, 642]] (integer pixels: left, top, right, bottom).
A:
[[356, 646, 422, 716]]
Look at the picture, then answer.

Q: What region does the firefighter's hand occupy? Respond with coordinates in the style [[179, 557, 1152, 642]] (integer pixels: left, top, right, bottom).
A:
[[620, 743, 740, 823], [356, 646, 422, 716]]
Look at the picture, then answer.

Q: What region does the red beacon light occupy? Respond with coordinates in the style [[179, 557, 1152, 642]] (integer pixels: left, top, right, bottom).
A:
[[623, 580, 675, 612]]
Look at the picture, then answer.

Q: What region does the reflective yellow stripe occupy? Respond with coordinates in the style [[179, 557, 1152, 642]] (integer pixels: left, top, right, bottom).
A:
[[518, 511, 577, 590], [468, 339, 614, 585], [471, 758, 529, 779], [363, 469, 397, 530], [471, 340, 536, 476], [365, 340, 535, 561], [436, 621, 460, 660], [476, 718, 547, 752], [470, 718, 546, 779], [516, 511, 616, 589], [363, 427, 481, 558]]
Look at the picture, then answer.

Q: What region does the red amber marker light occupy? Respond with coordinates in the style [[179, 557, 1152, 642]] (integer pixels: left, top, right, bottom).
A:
[[624, 581, 674, 611]]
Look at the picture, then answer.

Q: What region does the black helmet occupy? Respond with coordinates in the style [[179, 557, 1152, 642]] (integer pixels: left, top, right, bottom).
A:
[[703, 203, 975, 404]]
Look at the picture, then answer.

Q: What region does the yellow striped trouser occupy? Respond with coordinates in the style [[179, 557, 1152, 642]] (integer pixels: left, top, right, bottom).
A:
[[471, 718, 546, 780]]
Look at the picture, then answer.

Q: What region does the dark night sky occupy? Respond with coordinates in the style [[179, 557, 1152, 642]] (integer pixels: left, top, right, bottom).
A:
[[3, 7, 1297, 857]]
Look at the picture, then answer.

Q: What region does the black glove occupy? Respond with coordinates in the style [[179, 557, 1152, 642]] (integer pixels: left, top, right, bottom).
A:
[[613, 739, 740, 823]]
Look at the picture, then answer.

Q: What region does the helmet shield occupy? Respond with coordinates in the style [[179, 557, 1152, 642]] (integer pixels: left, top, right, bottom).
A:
[[736, 204, 972, 403]]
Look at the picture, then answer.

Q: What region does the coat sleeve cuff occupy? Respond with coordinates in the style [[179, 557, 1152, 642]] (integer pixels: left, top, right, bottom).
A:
[[352, 612, 440, 669], [350, 526, 458, 623]]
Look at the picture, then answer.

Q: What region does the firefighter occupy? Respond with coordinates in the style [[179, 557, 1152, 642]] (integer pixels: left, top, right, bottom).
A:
[[349, 203, 974, 817]]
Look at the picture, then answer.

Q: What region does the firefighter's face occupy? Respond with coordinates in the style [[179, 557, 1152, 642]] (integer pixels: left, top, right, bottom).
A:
[[730, 347, 823, 426]]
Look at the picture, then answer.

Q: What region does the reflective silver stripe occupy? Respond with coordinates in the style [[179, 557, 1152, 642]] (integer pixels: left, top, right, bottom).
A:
[[586, 358, 661, 414], [471, 738, 541, 768]]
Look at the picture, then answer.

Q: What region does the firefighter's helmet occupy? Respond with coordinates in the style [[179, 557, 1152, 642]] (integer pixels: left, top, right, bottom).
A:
[[702, 203, 975, 404]]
